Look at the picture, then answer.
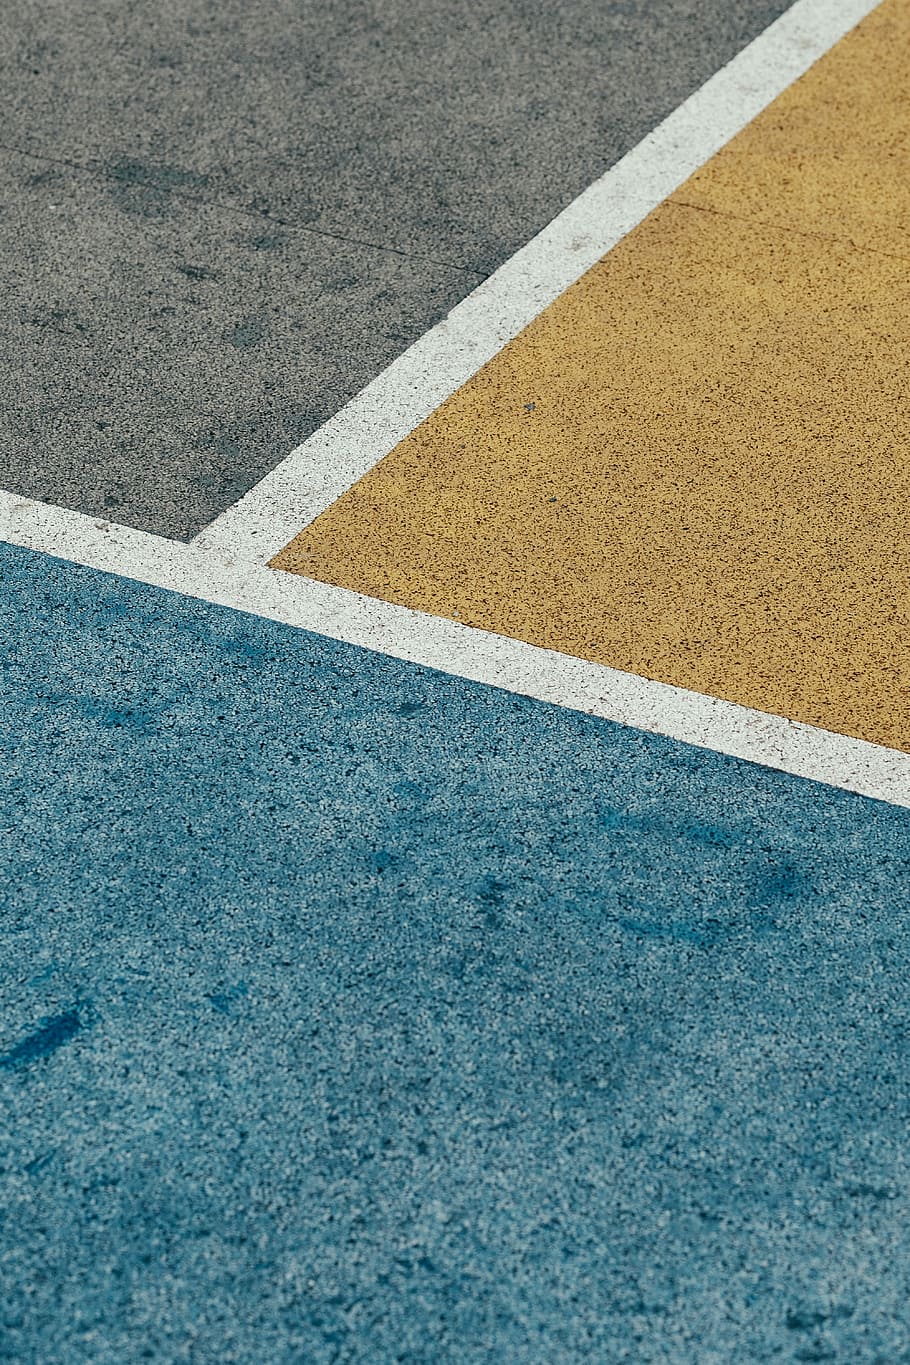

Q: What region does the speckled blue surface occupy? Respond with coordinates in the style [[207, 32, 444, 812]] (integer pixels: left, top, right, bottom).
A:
[[3, 542, 910, 1364]]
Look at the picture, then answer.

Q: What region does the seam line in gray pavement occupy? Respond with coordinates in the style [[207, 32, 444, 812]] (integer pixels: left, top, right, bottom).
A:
[[0, 139, 486, 278]]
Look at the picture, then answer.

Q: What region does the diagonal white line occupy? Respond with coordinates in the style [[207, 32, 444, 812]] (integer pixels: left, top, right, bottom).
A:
[[3, 489, 909, 809], [1, 0, 896, 806], [191, 0, 883, 563]]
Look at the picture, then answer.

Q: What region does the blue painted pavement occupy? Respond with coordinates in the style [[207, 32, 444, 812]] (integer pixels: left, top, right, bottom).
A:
[[2, 542, 910, 1363]]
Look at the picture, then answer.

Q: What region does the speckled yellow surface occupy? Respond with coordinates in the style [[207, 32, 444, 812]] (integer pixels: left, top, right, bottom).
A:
[[274, 0, 910, 752]]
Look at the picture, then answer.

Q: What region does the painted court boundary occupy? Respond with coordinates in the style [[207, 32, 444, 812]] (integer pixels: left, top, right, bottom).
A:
[[192, 0, 883, 563], [2, 0, 901, 807], [3, 490, 910, 808]]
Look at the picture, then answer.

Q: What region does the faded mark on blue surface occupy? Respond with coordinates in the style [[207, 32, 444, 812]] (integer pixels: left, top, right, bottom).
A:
[[617, 914, 723, 949], [597, 804, 740, 850], [208, 981, 248, 1015], [844, 1181, 896, 1202], [476, 874, 512, 930], [24, 1150, 56, 1178], [750, 858, 810, 905], [82, 701, 167, 732], [0, 1006, 86, 1071], [29, 688, 171, 734]]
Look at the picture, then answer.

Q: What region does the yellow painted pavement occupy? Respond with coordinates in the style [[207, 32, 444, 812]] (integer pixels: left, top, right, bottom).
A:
[[274, 0, 910, 753]]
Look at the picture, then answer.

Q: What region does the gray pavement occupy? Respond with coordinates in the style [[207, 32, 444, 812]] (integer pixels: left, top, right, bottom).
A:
[[1, 0, 793, 539]]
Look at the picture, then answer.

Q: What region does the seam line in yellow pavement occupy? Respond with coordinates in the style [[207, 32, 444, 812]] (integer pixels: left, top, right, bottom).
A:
[[669, 197, 910, 268]]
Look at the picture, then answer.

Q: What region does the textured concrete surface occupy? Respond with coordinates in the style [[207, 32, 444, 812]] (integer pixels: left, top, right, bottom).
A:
[[0, 150, 470, 539], [4, 541, 910, 1363], [278, 0, 910, 753], [0, 0, 793, 537]]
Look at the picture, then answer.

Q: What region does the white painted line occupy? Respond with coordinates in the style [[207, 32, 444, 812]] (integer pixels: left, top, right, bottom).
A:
[[1, 1, 895, 805], [3, 489, 910, 809], [192, 0, 882, 564]]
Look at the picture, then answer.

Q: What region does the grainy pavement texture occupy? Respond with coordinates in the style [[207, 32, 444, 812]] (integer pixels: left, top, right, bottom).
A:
[[1, 0, 790, 537], [3, 2, 910, 1362]]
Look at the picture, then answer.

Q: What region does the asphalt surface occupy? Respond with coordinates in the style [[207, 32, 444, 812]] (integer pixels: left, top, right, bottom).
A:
[[6, 6, 904, 1361], [0, 0, 792, 538], [4, 541, 910, 1363]]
